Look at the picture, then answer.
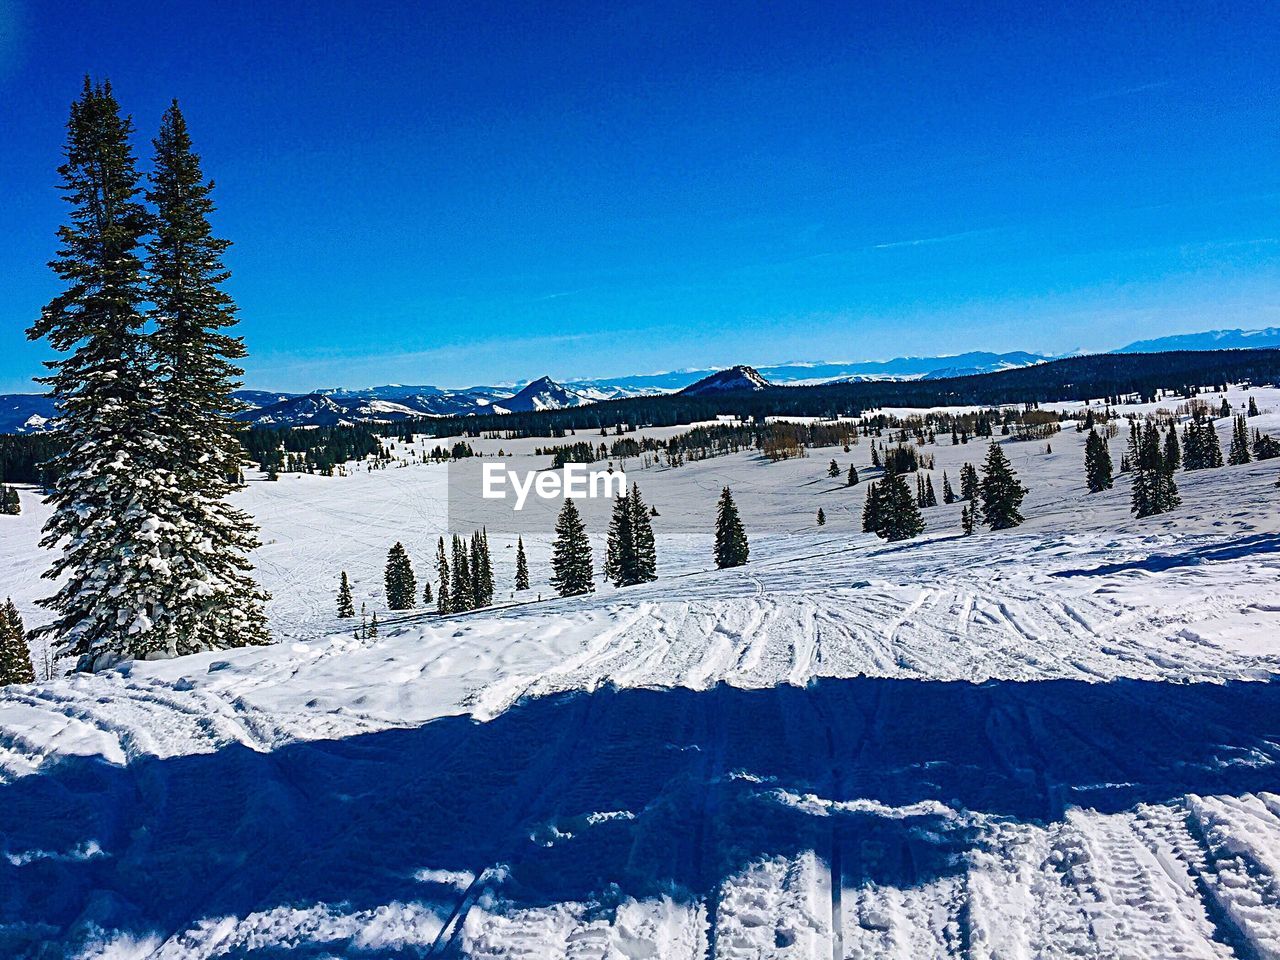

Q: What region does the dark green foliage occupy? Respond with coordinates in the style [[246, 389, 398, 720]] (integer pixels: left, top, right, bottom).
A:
[[1182, 413, 1224, 470], [1162, 427, 1181, 472], [422, 579, 433, 605], [450, 535, 474, 610], [979, 443, 1027, 530], [1130, 422, 1180, 518], [550, 498, 595, 596], [436, 537, 451, 614], [878, 469, 926, 542], [959, 463, 979, 502], [816, 508, 825, 526], [604, 484, 658, 587], [336, 572, 355, 618], [883, 445, 919, 474], [942, 471, 955, 504], [146, 100, 269, 652], [384, 543, 416, 610], [847, 464, 858, 486], [1248, 395, 1259, 417], [629, 485, 657, 584], [0, 599, 34, 686], [714, 487, 750, 569], [0, 483, 19, 515], [827, 459, 840, 478], [1228, 415, 1252, 465], [961, 502, 975, 536], [27, 80, 171, 669], [862, 481, 883, 535], [1084, 430, 1114, 492], [1253, 431, 1280, 460], [515, 536, 530, 591], [470, 530, 494, 607]]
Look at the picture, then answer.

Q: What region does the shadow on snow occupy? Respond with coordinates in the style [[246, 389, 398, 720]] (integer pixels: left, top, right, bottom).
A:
[[3, 676, 1280, 955], [1050, 531, 1280, 578]]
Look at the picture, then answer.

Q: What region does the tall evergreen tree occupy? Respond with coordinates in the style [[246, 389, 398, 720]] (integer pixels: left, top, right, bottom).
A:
[[1084, 430, 1113, 492], [628, 484, 657, 583], [1228, 414, 1252, 465], [550, 498, 595, 596], [978, 443, 1027, 530], [450, 535, 474, 610], [862, 481, 884, 535], [960, 502, 975, 536], [435, 537, 451, 614], [959, 462, 979, 502], [941, 471, 955, 504], [27, 80, 179, 670], [924, 475, 938, 507], [146, 100, 269, 655], [714, 486, 750, 569], [828, 459, 840, 478], [470, 530, 494, 606], [384, 542, 416, 610], [0, 599, 34, 686], [422, 579, 433, 605], [1248, 395, 1259, 418], [846, 464, 859, 486], [604, 492, 637, 586], [514, 536, 530, 591], [336, 571, 355, 618], [816, 507, 826, 526], [1162, 426, 1181, 472]]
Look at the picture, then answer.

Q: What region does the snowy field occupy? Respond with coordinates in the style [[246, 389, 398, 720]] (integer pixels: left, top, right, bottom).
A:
[[1, 387, 1280, 958]]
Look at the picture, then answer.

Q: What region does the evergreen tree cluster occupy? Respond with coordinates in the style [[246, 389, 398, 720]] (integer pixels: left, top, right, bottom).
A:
[[1084, 430, 1114, 493], [862, 468, 926, 541], [1228, 415, 1253, 466], [28, 80, 268, 671], [0, 482, 19, 515], [1129, 422, 1181, 518], [1182, 413, 1225, 470], [436, 531, 495, 612], [0, 599, 34, 687], [605, 484, 658, 587]]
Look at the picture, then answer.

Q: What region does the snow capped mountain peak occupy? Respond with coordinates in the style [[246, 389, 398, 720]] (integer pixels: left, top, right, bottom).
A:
[[500, 375, 594, 412], [678, 365, 772, 396]]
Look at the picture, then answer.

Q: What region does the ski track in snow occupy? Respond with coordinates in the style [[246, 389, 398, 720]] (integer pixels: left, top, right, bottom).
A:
[[2, 391, 1280, 957]]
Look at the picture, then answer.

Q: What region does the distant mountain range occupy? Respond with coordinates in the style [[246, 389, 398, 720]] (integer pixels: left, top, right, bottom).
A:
[[1115, 327, 1280, 354], [3, 327, 1277, 432]]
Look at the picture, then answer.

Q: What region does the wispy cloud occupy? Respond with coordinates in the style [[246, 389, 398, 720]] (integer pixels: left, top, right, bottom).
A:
[[871, 227, 1003, 251], [1072, 79, 1174, 104]]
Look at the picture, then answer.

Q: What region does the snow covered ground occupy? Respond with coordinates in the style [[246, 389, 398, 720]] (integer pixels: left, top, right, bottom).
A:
[[1, 387, 1279, 958]]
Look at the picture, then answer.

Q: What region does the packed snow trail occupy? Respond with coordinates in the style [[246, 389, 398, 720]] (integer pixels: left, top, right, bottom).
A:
[[4, 678, 1280, 958]]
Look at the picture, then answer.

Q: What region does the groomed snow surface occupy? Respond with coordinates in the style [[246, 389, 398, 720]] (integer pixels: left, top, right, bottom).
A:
[[2, 388, 1280, 958]]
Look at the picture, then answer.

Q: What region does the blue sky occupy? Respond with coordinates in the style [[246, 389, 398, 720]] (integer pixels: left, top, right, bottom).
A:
[[2, 0, 1278, 392]]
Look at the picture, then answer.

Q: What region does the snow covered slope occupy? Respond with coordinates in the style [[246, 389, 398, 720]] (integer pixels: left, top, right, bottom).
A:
[[2, 388, 1280, 957]]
